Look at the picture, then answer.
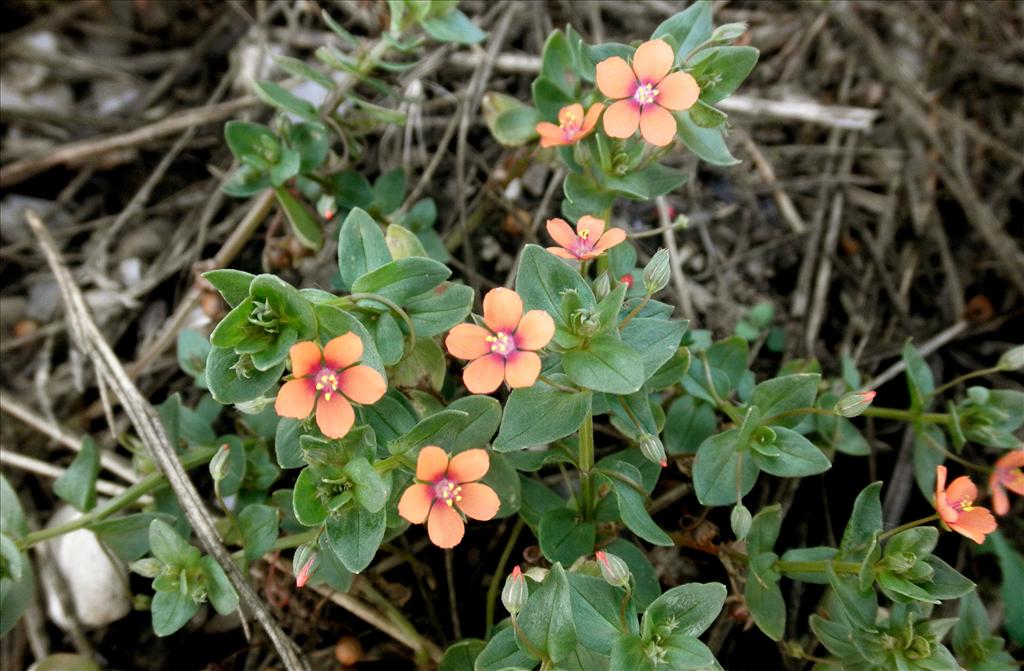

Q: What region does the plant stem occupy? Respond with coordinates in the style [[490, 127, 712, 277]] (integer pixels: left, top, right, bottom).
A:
[[774, 559, 862, 575], [618, 293, 651, 330], [537, 374, 579, 394], [878, 514, 940, 542], [761, 406, 837, 424], [929, 366, 1002, 399], [485, 518, 525, 631], [919, 430, 991, 473], [579, 411, 595, 520], [17, 447, 216, 550], [862, 406, 948, 423], [342, 292, 417, 353]]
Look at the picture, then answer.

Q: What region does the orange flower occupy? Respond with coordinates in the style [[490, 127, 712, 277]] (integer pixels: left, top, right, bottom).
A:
[[934, 465, 997, 544], [444, 288, 554, 394], [989, 449, 1024, 516], [274, 333, 386, 440], [596, 39, 700, 146], [536, 103, 605, 148], [397, 446, 500, 548], [546, 215, 626, 260]]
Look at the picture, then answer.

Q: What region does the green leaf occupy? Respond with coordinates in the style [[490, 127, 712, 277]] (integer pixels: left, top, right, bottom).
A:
[[839, 482, 883, 561], [620, 318, 687, 379], [826, 564, 877, 631], [493, 384, 592, 452], [475, 626, 538, 671], [675, 111, 740, 166], [480, 451, 521, 518], [745, 553, 785, 640], [287, 121, 330, 173], [610, 633, 649, 671], [518, 476, 566, 532], [293, 467, 328, 526], [561, 173, 615, 222], [563, 336, 646, 394], [688, 99, 728, 128], [273, 186, 323, 250], [692, 429, 758, 506], [540, 29, 577, 95], [752, 426, 831, 477], [603, 163, 687, 201], [269, 146, 301, 186], [149, 519, 199, 568], [913, 423, 945, 499], [682, 336, 748, 403], [202, 269, 254, 308], [439, 638, 485, 671], [272, 54, 333, 89], [600, 462, 673, 546], [567, 572, 640, 655], [252, 80, 319, 121], [661, 633, 716, 670], [778, 546, 837, 584], [325, 505, 386, 573], [224, 121, 277, 164], [238, 504, 279, 562], [605, 538, 660, 610], [388, 409, 468, 455], [385, 223, 427, 259], [746, 504, 781, 556], [151, 590, 199, 637], [351, 257, 451, 303], [651, 0, 712, 62], [344, 457, 388, 512], [448, 395, 502, 452], [421, 8, 486, 44], [177, 328, 211, 386], [515, 244, 596, 332], [200, 555, 238, 615], [222, 164, 271, 198], [393, 337, 446, 392], [364, 312, 404, 366], [404, 281, 473, 337], [213, 435, 247, 498], [751, 373, 820, 428], [88, 512, 175, 562], [531, 76, 575, 120], [538, 508, 595, 565], [921, 555, 974, 600], [815, 393, 870, 456], [690, 46, 759, 104], [491, 106, 541, 147], [983, 531, 1024, 645], [274, 418, 304, 469], [53, 436, 100, 512], [642, 582, 726, 640], [372, 168, 406, 215], [518, 563, 577, 663], [663, 396, 716, 455], [902, 341, 935, 411]]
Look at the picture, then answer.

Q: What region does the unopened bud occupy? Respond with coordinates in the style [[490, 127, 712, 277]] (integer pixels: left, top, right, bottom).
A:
[[619, 273, 634, 289], [711, 22, 748, 42], [642, 249, 671, 295], [294, 543, 318, 589], [501, 565, 528, 615], [209, 443, 232, 481], [834, 390, 876, 418], [998, 345, 1024, 371], [296, 553, 317, 589], [317, 194, 337, 221], [639, 434, 667, 468], [730, 503, 752, 540], [595, 551, 631, 588], [130, 558, 163, 578], [593, 272, 611, 300]]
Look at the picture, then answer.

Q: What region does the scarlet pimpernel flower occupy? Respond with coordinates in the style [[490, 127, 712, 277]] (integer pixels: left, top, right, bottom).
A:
[[535, 103, 604, 148], [989, 449, 1024, 516], [546, 215, 625, 261], [596, 39, 700, 146], [398, 446, 500, 548], [934, 465, 997, 544], [274, 333, 386, 439], [445, 288, 554, 394]]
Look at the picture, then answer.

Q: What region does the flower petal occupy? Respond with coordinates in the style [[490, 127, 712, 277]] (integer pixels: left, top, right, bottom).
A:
[[596, 56, 636, 99], [315, 392, 355, 439], [995, 449, 1024, 470], [398, 484, 434, 524], [504, 350, 541, 388], [603, 99, 641, 139], [427, 500, 465, 548], [935, 465, 948, 497], [463, 353, 505, 394], [445, 323, 493, 360], [323, 332, 363, 370], [290, 341, 322, 377], [576, 215, 605, 241], [992, 484, 1010, 517], [581, 103, 605, 135], [338, 365, 387, 405], [482, 287, 523, 334], [951, 507, 997, 544], [656, 71, 700, 111], [547, 246, 578, 259], [274, 379, 316, 419], [546, 218, 578, 250], [416, 445, 450, 482], [558, 103, 585, 127], [639, 104, 677, 146], [456, 483, 500, 521], [945, 475, 978, 505], [592, 227, 627, 255], [536, 122, 566, 148], [448, 449, 490, 483], [515, 310, 555, 351], [632, 39, 675, 84]]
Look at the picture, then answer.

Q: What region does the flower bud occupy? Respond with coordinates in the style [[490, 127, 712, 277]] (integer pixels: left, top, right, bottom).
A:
[[730, 503, 752, 541], [834, 390, 876, 418], [619, 273, 634, 289], [129, 558, 163, 578], [642, 249, 671, 295], [501, 565, 528, 615], [711, 22, 748, 42], [595, 551, 631, 588], [639, 433, 667, 468], [593, 272, 611, 300], [998, 345, 1024, 371], [294, 543, 318, 589], [209, 443, 232, 481]]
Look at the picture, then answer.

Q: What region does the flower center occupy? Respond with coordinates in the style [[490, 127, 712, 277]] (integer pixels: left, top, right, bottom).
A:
[[1001, 468, 1024, 487], [314, 368, 339, 401], [559, 113, 581, 142], [485, 331, 517, 358], [955, 498, 975, 513], [633, 82, 659, 106], [434, 478, 463, 507]]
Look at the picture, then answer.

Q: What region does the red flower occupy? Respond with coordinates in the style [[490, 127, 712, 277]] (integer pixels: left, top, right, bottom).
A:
[[934, 465, 997, 544], [989, 449, 1024, 516], [546, 215, 626, 261]]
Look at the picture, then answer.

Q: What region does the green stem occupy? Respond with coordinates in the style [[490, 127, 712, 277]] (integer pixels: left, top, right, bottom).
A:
[[512, 615, 550, 665], [342, 292, 417, 353], [878, 514, 940, 542], [761, 406, 837, 425], [537, 374, 579, 394], [579, 411, 595, 521], [774, 559, 862, 575], [919, 430, 991, 474], [862, 407, 948, 423], [929, 366, 1002, 400], [485, 518, 525, 631], [618, 293, 651, 330], [615, 395, 647, 436], [17, 447, 217, 550], [698, 352, 742, 423]]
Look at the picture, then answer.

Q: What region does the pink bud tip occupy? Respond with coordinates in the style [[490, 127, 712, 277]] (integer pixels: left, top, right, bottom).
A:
[[863, 391, 877, 400], [296, 554, 316, 588], [620, 274, 634, 288], [659, 460, 667, 468], [595, 551, 607, 564], [511, 565, 522, 579]]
